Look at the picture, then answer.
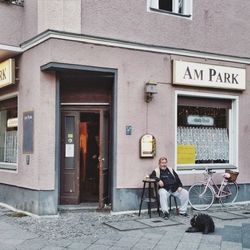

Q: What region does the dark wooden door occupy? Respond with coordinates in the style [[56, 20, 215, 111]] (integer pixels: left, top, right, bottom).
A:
[[99, 109, 110, 208], [60, 111, 80, 204]]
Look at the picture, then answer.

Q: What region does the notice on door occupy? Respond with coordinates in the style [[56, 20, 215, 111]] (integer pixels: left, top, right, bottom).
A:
[[65, 144, 74, 157]]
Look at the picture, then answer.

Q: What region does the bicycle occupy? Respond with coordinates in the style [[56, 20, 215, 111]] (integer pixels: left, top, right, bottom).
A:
[[188, 168, 239, 211]]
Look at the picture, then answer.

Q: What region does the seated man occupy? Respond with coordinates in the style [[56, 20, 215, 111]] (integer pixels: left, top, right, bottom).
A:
[[150, 156, 189, 219]]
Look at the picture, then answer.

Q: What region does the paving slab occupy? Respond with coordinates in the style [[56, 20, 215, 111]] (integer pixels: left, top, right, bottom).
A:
[[154, 243, 179, 250], [208, 211, 245, 220], [176, 242, 200, 250], [62, 241, 91, 250], [221, 241, 242, 250], [198, 243, 221, 250], [227, 209, 250, 218], [80, 245, 110, 250], [219, 225, 242, 243], [104, 220, 149, 231], [16, 238, 49, 250], [104, 217, 183, 231], [0, 244, 16, 250], [242, 223, 250, 249], [200, 234, 222, 245], [138, 218, 182, 228]]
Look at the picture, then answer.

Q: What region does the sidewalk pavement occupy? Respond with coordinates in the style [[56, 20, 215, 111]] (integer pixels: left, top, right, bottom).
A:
[[0, 204, 250, 250]]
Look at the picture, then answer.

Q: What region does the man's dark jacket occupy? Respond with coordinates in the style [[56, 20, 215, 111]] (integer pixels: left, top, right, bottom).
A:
[[150, 167, 183, 192]]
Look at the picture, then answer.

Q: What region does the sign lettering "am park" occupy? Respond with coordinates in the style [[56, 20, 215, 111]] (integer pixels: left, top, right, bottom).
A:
[[173, 60, 246, 90]]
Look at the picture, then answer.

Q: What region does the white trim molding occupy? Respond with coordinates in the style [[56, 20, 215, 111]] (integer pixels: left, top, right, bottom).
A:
[[20, 30, 250, 65]]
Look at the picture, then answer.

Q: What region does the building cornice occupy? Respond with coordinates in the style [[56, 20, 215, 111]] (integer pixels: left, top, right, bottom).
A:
[[9, 29, 250, 65]]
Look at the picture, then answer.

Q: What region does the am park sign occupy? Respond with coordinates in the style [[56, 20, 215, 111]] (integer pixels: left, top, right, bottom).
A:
[[0, 59, 15, 88], [173, 60, 246, 90]]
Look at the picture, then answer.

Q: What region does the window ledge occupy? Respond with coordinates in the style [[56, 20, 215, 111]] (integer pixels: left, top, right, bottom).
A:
[[177, 164, 237, 171], [0, 162, 17, 171], [150, 7, 191, 18]]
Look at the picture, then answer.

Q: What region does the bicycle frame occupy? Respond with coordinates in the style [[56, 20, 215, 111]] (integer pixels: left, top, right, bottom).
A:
[[202, 170, 231, 199], [188, 168, 239, 211]]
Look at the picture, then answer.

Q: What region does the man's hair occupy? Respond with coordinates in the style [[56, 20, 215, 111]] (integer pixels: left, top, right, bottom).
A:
[[159, 157, 168, 163]]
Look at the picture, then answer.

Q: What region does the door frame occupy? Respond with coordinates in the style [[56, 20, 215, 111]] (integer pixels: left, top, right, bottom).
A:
[[60, 105, 111, 207], [51, 64, 117, 212]]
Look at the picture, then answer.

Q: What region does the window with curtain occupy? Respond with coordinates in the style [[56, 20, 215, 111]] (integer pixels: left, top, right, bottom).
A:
[[0, 97, 18, 170], [177, 96, 231, 166]]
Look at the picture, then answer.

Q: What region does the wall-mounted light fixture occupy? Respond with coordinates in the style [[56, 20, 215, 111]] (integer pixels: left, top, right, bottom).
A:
[[145, 81, 157, 103], [0, 0, 24, 6]]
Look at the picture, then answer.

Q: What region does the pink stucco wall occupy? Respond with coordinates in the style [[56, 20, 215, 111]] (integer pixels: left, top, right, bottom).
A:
[[50, 39, 250, 189], [25, 39, 250, 188], [1, 0, 250, 58], [80, 0, 250, 58], [0, 41, 56, 190], [0, 36, 249, 191]]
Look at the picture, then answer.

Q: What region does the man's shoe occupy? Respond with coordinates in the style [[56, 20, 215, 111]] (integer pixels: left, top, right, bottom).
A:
[[179, 212, 189, 217], [161, 212, 169, 219]]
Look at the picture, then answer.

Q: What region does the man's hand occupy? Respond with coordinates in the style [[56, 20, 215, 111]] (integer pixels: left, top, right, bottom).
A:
[[158, 180, 164, 187]]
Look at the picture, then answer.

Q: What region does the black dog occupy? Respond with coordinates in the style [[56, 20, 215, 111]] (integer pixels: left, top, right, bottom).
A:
[[186, 214, 215, 234]]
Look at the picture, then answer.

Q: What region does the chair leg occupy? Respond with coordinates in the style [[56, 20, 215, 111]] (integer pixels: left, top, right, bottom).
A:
[[169, 195, 179, 215], [169, 195, 172, 212], [173, 196, 179, 215]]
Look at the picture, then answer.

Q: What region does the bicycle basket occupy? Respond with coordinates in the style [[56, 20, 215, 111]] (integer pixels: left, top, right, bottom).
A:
[[225, 169, 239, 182]]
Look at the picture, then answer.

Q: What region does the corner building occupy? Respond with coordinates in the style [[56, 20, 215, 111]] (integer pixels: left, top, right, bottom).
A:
[[0, 0, 250, 215]]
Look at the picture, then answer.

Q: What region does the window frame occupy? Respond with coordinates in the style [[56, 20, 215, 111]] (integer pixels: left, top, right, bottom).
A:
[[175, 90, 239, 172], [148, 0, 193, 18], [0, 94, 18, 172]]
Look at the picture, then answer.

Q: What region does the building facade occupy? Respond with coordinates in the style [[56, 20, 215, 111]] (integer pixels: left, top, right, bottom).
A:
[[0, 0, 250, 215]]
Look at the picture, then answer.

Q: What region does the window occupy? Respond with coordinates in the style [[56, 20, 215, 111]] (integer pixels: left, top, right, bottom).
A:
[[176, 92, 238, 170], [0, 97, 18, 170], [150, 0, 192, 16]]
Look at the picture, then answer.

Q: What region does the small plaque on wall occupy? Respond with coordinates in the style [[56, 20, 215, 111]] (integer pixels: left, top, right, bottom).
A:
[[23, 111, 34, 153], [140, 134, 156, 158]]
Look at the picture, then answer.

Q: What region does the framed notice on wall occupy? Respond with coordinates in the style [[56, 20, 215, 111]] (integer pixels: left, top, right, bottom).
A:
[[140, 134, 156, 158], [23, 111, 34, 153]]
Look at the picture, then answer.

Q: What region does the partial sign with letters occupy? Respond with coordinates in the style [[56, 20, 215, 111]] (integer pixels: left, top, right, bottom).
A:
[[173, 60, 246, 90], [0, 59, 15, 88], [187, 115, 214, 126]]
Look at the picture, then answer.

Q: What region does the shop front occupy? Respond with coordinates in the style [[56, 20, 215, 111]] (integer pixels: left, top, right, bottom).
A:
[[173, 60, 245, 172], [0, 37, 250, 215]]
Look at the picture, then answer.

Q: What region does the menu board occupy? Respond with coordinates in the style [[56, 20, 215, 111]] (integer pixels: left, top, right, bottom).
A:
[[23, 111, 34, 153]]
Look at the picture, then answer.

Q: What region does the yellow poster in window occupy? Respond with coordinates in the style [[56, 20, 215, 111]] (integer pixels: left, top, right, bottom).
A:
[[177, 145, 196, 164]]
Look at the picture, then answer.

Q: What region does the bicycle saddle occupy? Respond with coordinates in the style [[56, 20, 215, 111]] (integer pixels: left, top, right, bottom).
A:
[[207, 168, 216, 173]]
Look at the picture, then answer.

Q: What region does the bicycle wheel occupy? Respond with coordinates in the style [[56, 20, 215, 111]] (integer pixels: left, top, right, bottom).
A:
[[188, 182, 215, 211], [219, 181, 239, 205]]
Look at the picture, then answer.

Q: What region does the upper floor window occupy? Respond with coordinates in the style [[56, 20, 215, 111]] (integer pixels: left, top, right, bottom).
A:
[[150, 0, 192, 17]]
